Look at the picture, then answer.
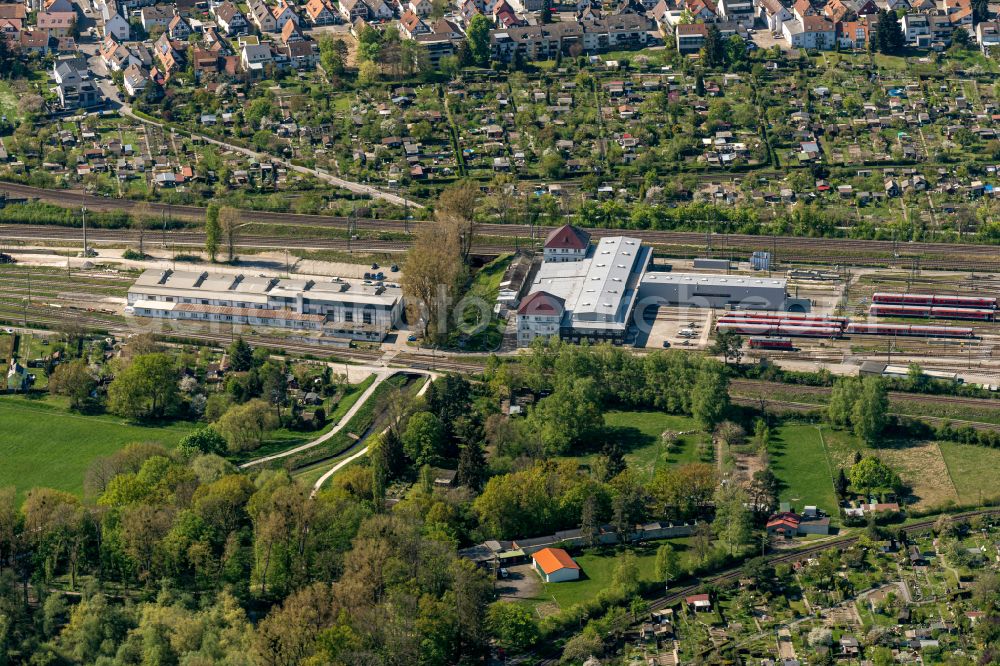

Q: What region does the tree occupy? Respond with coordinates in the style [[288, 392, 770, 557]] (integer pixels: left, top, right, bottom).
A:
[[873, 9, 904, 54], [713, 484, 752, 555], [527, 376, 604, 455], [216, 399, 278, 452], [827, 376, 861, 428], [655, 543, 681, 588], [48, 359, 96, 410], [132, 201, 152, 257], [849, 456, 902, 496], [485, 602, 538, 651], [435, 180, 480, 264], [465, 15, 491, 67], [107, 353, 179, 420], [400, 218, 466, 341], [227, 337, 254, 372], [834, 467, 850, 497], [218, 206, 240, 262], [611, 550, 641, 597], [691, 365, 729, 429], [402, 411, 447, 466], [204, 203, 220, 261], [852, 376, 888, 444], [712, 329, 744, 366], [951, 27, 971, 49], [318, 35, 348, 76], [358, 59, 380, 85], [177, 427, 228, 459], [456, 441, 487, 490], [702, 25, 725, 68]]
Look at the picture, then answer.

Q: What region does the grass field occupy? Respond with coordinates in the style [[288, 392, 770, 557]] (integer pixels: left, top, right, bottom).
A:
[[770, 424, 839, 521], [938, 442, 1000, 506], [0, 395, 195, 498], [602, 411, 708, 479], [541, 539, 693, 609]]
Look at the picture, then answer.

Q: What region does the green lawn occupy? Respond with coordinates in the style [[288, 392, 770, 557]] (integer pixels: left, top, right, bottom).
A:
[[938, 442, 1000, 505], [769, 424, 839, 521], [0, 395, 195, 498], [602, 411, 708, 479], [541, 539, 693, 609]]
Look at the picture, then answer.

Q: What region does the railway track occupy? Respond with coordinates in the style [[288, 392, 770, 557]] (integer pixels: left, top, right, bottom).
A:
[[5, 182, 1000, 266], [533, 507, 1000, 665]]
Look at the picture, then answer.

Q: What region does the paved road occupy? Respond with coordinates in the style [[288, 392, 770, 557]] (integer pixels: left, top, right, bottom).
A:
[[239, 369, 389, 469]]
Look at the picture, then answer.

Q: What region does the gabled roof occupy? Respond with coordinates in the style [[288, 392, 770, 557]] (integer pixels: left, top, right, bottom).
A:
[[767, 511, 801, 528], [544, 224, 591, 250], [517, 290, 565, 316], [532, 547, 579, 574]]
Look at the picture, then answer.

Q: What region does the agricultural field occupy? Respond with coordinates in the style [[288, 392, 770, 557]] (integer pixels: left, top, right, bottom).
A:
[[0, 394, 195, 498]]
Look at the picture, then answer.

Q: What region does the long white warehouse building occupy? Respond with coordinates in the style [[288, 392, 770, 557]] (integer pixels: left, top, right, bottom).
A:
[[127, 269, 403, 342]]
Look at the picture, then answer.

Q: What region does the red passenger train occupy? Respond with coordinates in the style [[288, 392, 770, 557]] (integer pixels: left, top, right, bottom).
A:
[[868, 304, 996, 321], [872, 292, 998, 309]]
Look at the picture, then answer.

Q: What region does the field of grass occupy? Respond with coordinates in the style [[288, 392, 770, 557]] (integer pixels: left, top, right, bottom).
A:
[[938, 442, 1000, 506], [0, 395, 195, 498], [602, 411, 708, 479], [541, 539, 693, 609], [769, 424, 839, 521]]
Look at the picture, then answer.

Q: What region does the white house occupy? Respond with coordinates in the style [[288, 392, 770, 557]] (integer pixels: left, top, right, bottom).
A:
[[977, 20, 1000, 53], [756, 0, 791, 31], [140, 5, 173, 31], [543, 224, 591, 262], [532, 548, 581, 583], [241, 42, 273, 72], [103, 9, 130, 39], [214, 2, 249, 34], [718, 0, 754, 25], [782, 14, 834, 48], [408, 0, 434, 16], [122, 62, 148, 96], [516, 291, 564, 347]]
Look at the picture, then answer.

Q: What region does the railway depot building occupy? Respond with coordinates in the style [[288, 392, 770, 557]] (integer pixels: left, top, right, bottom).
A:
[[517, 227, 652, 347], [639, 273, 811, 312], [127, 269, 403, 342], [517, 225, 811, 347]]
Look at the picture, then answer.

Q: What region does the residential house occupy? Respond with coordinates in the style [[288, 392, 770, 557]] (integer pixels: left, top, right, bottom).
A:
[[977, 20, 1000, 53], [491, 14, 651, 61], [168, 14, 192, 39], [214, 2, 249, 35], [791, 0, 812, 20], [304, 0, 338, 24], [153, 33, 181, 76], [55, 65, 101, 109], [822, 0, 853, 22], [140, 6, 174, 32], [719, 0, 754, 25], [36, 12, 75, 38], [531, 548, 581, 583], [280, 40, 319, 67], [837, 19, 868, 47], [19, 30, 50, 54], [685, 0, 717, 19], [102, 2, 130, 40], [240, 42, 273, 73], [273, 0, 301, 28], [44, 0, 73, 12], [0, 18, 21, 42], [544, 224, 591, 262], [122, 62, 149, 96], [901, 12, 930, 45], [783, 14, 835, 48], [280, 18, 304, 43], [675, 22, 708, 52], [398, 9, 429, 38], [757, 0, 792, 32], [409, 0, 434, 15], [249, 0, 278, 31], [52, 56, 87, 84], [339, 0, 371, 20], [369, 0, 394, 19], [414, 17, 462, 66]]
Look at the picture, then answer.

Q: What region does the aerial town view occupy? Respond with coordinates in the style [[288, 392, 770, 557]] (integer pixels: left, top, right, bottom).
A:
[[2, 0, 1000, 659]]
